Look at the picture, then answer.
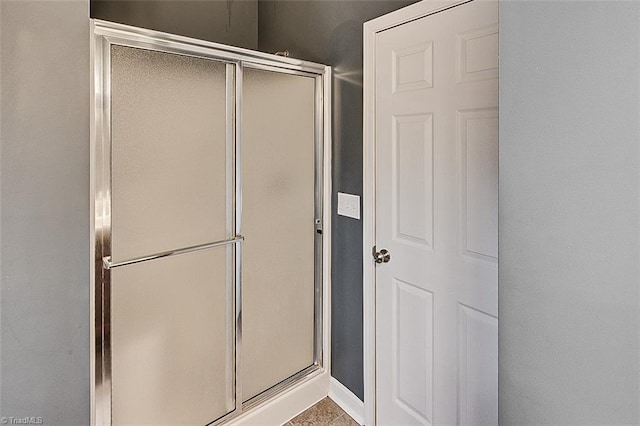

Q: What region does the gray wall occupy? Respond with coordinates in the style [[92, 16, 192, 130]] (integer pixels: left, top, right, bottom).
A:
[[499, 1, 640, 423], [0, 1, 90, 425], [91, 0, 258, 49], [258, 0, 416, 401]]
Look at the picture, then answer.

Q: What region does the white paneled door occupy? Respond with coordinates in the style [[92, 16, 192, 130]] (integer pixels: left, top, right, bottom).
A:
[[374, 1, 498, 424]]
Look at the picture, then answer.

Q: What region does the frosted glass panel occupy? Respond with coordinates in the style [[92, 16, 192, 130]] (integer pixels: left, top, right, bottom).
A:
[[241, 68, 317, 400], [110, 46, 229, 262], [111, 248, 234, 425]]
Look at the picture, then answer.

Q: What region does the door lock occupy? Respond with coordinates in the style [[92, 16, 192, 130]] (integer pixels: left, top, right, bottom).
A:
[[372, 246, 391, 264]]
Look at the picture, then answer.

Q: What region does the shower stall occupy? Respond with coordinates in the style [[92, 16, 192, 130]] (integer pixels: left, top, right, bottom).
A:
[[91, 21, 331, 425]]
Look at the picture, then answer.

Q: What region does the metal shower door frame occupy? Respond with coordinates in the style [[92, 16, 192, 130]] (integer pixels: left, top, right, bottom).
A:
[[90, 19, 331, 426]]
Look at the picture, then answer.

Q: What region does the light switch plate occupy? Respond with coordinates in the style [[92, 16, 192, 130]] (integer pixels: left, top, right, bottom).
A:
[[337, 192, 361, 220]]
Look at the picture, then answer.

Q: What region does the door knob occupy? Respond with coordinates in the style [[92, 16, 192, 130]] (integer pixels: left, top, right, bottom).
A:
[[372, 246, 391, 264]]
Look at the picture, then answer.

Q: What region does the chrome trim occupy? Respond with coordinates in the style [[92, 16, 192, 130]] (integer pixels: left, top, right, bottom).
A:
[[93, 19, 326, 74], [242, 61, 321, 78], [242, 364, 323, 412], [93, 32, 113, 426], [234, 62, 244, 417], [225, 62, 237, 414], [102, 237, 244, 270], [102, 35, 233, 69], [313, 75, 325, 368]]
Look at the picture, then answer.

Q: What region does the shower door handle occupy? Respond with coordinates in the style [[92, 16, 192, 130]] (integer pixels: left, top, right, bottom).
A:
[[372, 246, 391, 264], [103, 235, 245, 270]]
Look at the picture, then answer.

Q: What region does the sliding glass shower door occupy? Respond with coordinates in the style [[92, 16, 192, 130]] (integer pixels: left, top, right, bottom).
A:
[[108, 45, 236, 425], [93, 21, 328, 426], [242, 67, 318, 402]]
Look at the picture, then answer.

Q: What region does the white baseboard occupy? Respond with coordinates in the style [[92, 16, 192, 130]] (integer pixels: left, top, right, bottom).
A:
[[329, 377, 365, 425], [230, 370, 329, 426]]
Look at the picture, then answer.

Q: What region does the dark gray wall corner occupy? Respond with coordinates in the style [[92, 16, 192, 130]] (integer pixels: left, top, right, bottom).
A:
[[499, 1, 640, 423], [258, 0, 417, 401], [91, 0, 258, 49], [0, 1, 90, 425]]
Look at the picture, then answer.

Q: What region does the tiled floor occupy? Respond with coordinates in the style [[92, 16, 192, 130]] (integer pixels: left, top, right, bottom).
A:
[[285, 397, 360, 426]]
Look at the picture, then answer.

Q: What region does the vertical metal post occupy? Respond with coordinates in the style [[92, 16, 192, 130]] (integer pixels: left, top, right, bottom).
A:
[[313, 75, 325, 367], [234, 62, 244, 412], [94, 35, 113, 426]]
